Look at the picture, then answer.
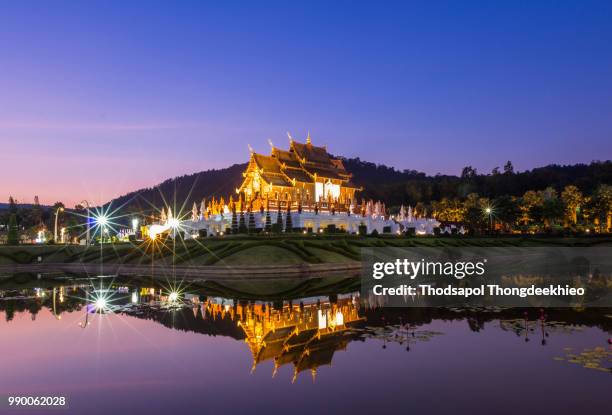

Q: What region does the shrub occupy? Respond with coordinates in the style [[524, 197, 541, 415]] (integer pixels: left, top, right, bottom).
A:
[[231, 210, 238, 234], [275, 210, 283, 232], [238, 212, 247, 233], [265, 210, 272, 232], [285, 209, 293, 233], [248, 211, 256, 233]]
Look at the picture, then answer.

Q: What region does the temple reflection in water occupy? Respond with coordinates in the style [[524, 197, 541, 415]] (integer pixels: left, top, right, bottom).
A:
[[232, 297, 364, 382], [1, 283, 611, 380]]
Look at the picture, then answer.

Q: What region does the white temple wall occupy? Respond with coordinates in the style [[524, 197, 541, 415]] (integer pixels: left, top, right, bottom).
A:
[[174, 211, 430, 238]]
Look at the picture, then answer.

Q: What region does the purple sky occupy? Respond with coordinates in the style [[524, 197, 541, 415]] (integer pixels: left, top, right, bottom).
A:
[[1, 1, 611, 207]]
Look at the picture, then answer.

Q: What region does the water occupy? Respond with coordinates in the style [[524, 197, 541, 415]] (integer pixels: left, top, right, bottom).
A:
[[0, 278, 610, 414]]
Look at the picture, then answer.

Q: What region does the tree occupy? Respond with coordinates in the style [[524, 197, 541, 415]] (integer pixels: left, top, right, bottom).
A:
[[275, 207, 283, 233], [560, 185, 583, 225], [238, 210, 247, 233], [539, 187, 563, 228], [8, 196, 17, 215], [248, 209, 256, 233], [7, 214, 19, 245], [264, 203, 272, 232], [591, 184, 612, 232], [461, 166, 477, 179], [493, 195, 520, 231], [463, 193, 486, 232], [432, 198, 464, 222], [503, 161, 514, 175], [231, 207, 238, 234], [31, 195, 42, 226], [285, 204, 293, 232], [519, 190, 543, 226]]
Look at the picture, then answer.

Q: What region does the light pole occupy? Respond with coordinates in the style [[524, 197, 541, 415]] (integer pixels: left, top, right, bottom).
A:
[[80, 200, 91, 244], [485, 207, 492, 233], [132, 217, 139, 238], [54, 206, 64, 243]]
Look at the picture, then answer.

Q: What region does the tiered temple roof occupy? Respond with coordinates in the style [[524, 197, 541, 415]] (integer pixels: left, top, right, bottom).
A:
[[239, 135, 360, 196]]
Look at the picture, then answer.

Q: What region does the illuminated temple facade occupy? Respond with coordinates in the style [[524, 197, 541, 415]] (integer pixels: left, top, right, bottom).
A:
[[148, 134, 440, 237], [239, 134, 360, 206]]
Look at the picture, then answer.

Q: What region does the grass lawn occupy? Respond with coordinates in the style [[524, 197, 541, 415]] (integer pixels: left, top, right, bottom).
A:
[[0, 235, 610, 266]]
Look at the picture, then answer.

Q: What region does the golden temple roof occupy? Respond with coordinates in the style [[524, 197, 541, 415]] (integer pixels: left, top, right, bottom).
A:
[[244, 136, 354, 191]]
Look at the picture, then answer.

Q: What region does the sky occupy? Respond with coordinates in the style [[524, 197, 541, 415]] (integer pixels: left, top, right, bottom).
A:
[[1, 1, 611, 207]]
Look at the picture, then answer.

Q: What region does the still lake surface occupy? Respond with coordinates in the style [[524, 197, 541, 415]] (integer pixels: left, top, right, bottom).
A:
[[0, 276, 610, 415]]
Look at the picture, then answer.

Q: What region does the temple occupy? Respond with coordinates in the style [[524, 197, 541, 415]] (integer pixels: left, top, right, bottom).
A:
[[146, 133, 440, 237], [238, 133, 360, 206]]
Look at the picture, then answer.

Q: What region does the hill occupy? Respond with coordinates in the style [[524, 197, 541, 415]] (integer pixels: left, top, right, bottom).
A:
[[108, 158, 612, 214]]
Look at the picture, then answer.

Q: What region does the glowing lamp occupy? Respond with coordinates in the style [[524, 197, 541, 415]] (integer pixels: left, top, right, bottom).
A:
[[95, 298, 107, 311], [96, 215, 109, 226]]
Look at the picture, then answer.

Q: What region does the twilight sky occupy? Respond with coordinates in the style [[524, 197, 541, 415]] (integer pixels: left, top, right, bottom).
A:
[[1, 1, 611, 207]]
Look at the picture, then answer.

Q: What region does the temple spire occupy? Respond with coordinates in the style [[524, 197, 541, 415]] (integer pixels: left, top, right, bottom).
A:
[[306, 131, 311, 145], [191, 201, 198, 221]]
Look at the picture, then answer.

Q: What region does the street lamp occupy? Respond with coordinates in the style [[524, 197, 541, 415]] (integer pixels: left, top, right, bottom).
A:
[[80, 200, 91, 245], [485, 207, 493, 232], [132, 217, 139, 238], [95, 214, 109, 243], [54, 206, 64, 243]]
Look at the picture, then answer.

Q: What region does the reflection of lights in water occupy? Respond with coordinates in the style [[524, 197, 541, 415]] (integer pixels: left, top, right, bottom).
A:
[[318, 309, 327, 329], [335, 311, 344, 326], [87, 287, 118, 314]]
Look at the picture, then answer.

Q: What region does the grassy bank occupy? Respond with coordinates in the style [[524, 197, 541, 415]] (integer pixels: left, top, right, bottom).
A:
[[0, 235, 611, 267]]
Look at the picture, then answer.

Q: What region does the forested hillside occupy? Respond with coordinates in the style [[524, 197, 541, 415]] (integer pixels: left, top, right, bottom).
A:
[[107, 158, 612, 214]]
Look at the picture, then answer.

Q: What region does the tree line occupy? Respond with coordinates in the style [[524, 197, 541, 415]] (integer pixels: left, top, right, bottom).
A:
[[425, 184, 612, 233]]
